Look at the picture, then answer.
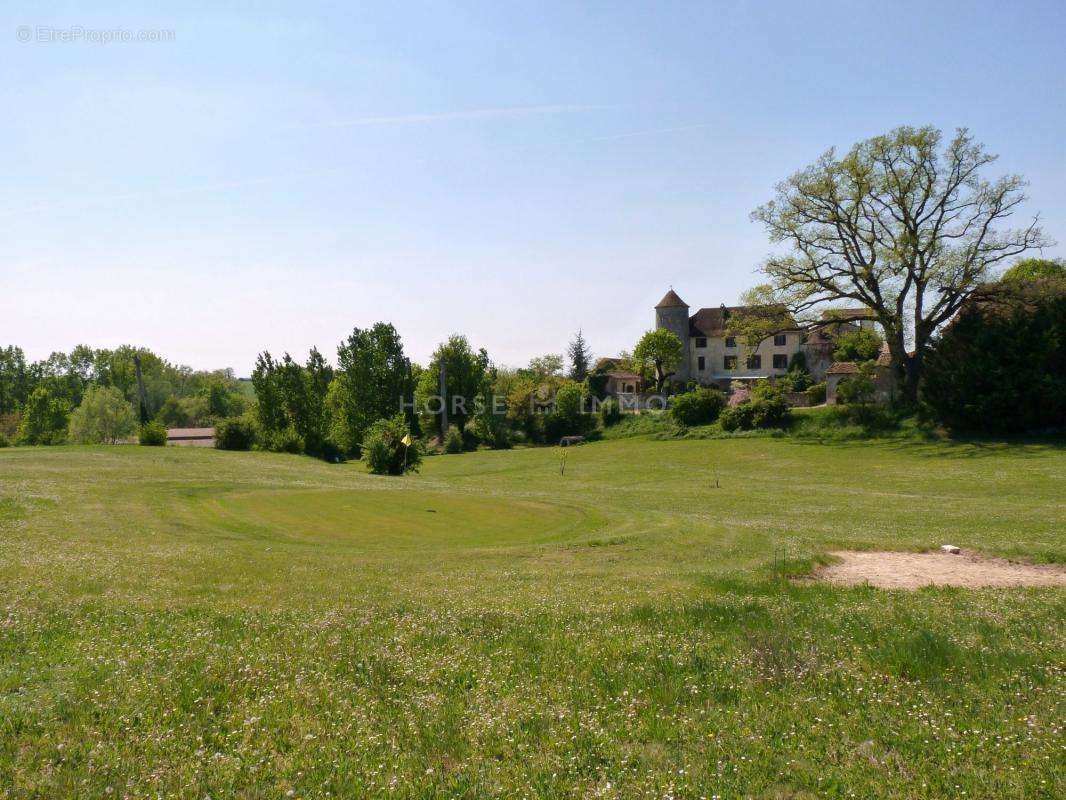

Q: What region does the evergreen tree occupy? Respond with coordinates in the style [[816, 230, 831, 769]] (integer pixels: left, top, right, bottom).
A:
[[567, 329, 592, 381]]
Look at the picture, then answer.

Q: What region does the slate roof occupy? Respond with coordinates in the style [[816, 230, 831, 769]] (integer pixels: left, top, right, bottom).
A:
[[688, 305, 797, 337], [655, 289, 689, 309]]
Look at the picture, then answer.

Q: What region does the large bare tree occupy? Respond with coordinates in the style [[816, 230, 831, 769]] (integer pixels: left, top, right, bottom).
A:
[[748, 126, 1048, 401]]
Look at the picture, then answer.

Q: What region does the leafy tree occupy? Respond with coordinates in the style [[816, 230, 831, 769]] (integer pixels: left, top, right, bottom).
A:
[[922, 279, 1065, 433], [544, 380, 592, 441], [633, 329, 683, 393], [250, 349, 333, 455], [832, 329, 883, 363], [328, 323, 413, 456], [749, 125, 1047, 402], [251, 352, 287, 433], [415, 335, 490, 435], [156, 396, 191, 427], [1001, 257, 1065, 283], [504, 376, 544, 442], [16, 386, 70, 445], [68, 385, 137, 444], [524, 354, 564, 381], [567, 330, 592, 381], [472, 377, 511, 449], [0, 346, 33, 415]]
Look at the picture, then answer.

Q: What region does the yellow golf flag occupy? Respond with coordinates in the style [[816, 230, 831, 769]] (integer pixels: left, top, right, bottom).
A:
[[401, 434, 412, 447]]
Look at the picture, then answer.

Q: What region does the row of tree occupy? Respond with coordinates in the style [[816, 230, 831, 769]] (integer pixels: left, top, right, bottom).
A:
[[0, 344, 250, 445], [245, 326, 601, 464]]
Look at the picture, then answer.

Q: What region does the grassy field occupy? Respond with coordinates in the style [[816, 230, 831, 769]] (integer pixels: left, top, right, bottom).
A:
[[1, 437, 1063, 798]]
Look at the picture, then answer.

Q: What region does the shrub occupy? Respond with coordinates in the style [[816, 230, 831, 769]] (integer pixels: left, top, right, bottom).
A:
[[669, 388, 726, 426], [69, 385, 138, 444], [749, 383, 791, 428], [215, 417, 257, 451], [16, 386, 70, 445], [264, 427, 303, 454], [837, 363, 877, 405], [139, 421, 168, 446], [600, 397, 622, 427], [443, 425, 464, 454], [720, 403, 755, 432], [806, 382, 827, 405], [0, 432, 9, 448], [719, 384, 790, 431], [461, 426, 481, 452], [363, 414, 420, 475]]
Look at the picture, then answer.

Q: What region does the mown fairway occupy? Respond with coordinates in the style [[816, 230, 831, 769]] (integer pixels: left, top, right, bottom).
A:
[[1, 438, 1064, 798]]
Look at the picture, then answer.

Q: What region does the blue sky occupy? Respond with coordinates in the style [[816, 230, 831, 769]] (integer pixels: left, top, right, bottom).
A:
[[3, 1, 1063, 373]]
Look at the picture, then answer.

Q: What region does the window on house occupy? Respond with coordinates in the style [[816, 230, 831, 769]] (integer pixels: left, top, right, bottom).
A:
[[695, 337, 707, 348], [774, 334, 787, 346], [724, 355, 738, 370], [747, 354, 762, 369], [725, 337, 736, 348], [697, 356, 706, 371], [773, 354, 788, 369]]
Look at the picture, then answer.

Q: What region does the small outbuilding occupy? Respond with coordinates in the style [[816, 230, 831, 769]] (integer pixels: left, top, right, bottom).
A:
[[166, 427, 216, 447]]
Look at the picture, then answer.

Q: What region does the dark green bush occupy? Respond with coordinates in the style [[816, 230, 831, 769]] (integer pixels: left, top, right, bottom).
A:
[[215, 417, 256, 451], [806, 382, 827, 405], [139, 421, 168, 446], [719, 403, 755, 432], [0, 432, 9, 448], [922, 281, 1065, 434], [669, 388, 725, 426], [461, 427, 481, 452], [600, 397, 622, 427], [317, 438, 346, 463], [363, 414, 420, 475], [750, 384, 790, 429], [265, 427, 303, 454]]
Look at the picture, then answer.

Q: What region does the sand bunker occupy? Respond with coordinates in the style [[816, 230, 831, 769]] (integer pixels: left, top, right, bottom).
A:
[[813, 550, 1066, 590]]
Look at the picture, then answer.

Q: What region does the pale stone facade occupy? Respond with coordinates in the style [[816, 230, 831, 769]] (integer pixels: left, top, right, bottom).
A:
[[654, 289, 804, 389]]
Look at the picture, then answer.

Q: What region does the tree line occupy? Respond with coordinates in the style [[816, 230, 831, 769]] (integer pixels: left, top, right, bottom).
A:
[[0, 345, 250, 446]]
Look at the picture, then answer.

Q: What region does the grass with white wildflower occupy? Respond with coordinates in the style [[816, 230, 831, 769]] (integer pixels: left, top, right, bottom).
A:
[[1, 438, 1063, 798]]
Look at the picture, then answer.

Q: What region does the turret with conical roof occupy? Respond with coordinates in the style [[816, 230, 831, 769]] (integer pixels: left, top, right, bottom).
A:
[[654, 287, 691, 383]]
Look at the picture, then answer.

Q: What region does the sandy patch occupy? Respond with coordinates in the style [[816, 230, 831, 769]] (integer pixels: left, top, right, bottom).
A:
[[812, 550, 1066, 590]]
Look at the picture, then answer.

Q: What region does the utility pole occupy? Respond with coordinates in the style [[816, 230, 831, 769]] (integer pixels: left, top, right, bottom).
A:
[[439, 360, 448, 441]]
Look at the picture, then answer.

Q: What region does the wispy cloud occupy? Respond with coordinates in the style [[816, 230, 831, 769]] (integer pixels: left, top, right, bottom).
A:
[[306, 104, 614, 129]]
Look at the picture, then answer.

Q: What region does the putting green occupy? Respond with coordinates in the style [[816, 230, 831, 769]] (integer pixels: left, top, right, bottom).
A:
[[200, 487, 593, 550]]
